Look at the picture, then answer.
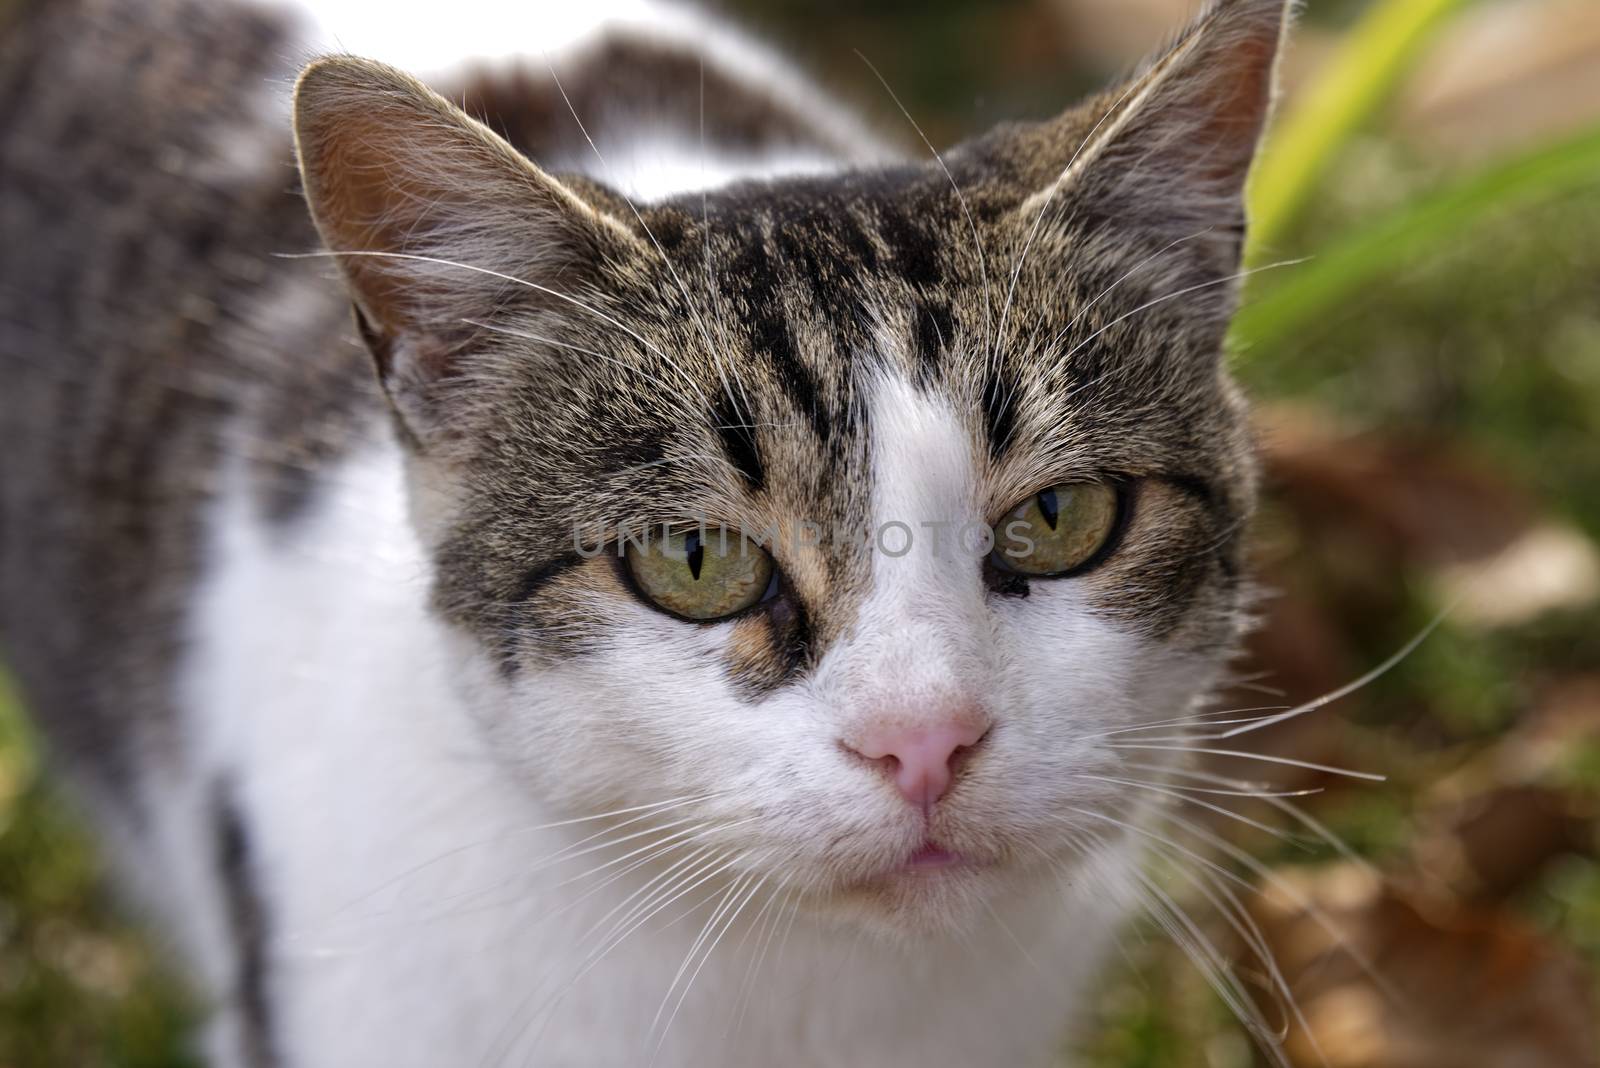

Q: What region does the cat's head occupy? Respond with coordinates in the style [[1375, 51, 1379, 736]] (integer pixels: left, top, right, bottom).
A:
[[293, 0, 1287, 935]]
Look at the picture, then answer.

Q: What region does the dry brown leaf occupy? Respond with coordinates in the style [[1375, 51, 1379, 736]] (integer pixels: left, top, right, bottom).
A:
[[1407, 676, 1600, 901], [1248, 865, 1599, 1068], [1259, 408, 1537, 567]]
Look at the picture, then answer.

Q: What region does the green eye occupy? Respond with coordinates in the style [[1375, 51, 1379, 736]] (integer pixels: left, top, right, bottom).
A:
[[990, 482, 1120, 577], [624, 527, 775, 621]]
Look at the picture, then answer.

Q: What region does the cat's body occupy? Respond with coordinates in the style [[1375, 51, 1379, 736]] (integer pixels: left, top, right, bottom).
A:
[[0, 0, 1289, 1065]]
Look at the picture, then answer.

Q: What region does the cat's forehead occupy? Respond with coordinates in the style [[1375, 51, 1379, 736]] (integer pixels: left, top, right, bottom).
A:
[[613, 170, 1243, 491], [471, 164, 1253, 547]]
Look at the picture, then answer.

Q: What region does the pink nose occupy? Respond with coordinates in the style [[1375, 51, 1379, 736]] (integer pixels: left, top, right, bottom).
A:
[[844, 717, 990, 810]]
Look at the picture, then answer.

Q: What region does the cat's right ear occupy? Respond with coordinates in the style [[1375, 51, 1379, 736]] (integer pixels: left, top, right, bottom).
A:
[[292, 57, 642, 439]]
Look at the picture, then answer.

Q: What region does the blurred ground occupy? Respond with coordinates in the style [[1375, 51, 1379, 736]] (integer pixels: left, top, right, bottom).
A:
[[2, 0, 1598, 1065], [0, 677, 196, 1067]]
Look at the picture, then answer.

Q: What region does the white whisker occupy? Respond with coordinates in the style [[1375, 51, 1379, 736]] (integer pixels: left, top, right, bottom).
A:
[[1209, 608, 1448, 740], [493, 848, 747, 1067], [649, 872, 764, 1059], [1123, 761, 1369, 870], [335, 792, 720, 915], [1106, 744, 1386, 782], [1053, 258, 1310, 374], [1155, 805, 1403, 1008], [1087, 703, 1291, 739], [1085, 774, 1305, 844]]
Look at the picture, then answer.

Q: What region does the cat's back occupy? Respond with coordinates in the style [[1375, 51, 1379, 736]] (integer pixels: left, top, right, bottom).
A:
[[0, 0, 351, 802]]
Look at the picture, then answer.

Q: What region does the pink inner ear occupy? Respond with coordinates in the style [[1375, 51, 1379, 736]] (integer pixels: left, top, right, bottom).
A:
[[1109, 6, 1284, 192], [1189, 35, 1281, 180], [295, 57, 624, 354]]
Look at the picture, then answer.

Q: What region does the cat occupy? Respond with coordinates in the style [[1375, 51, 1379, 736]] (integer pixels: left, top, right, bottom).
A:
[[0, 0, 1292, 1064]]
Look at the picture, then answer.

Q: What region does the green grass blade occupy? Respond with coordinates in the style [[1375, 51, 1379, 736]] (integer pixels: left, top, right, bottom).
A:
[[1233, 125, 1600, 356], [1248, 0, 1474, 258]]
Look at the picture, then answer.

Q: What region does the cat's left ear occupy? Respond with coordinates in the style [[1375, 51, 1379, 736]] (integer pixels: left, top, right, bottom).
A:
[[988, 0, 1291, 273], [293, 57, 644, 441]]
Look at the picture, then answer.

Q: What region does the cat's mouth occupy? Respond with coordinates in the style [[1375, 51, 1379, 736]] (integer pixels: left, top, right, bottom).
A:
[[812, 835, 1008, 933], [846, 838, 993, 893]]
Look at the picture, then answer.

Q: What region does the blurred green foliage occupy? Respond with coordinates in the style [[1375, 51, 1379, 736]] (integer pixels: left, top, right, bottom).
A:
[[1246, 177, 1600, 537], [1245, 0, 1475, 255], [1238, 129, 1600, 361], [0, 678, 197, 1066]]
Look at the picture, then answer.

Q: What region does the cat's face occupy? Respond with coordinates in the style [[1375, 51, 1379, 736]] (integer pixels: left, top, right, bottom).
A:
[[294, 0, 1285, 934]]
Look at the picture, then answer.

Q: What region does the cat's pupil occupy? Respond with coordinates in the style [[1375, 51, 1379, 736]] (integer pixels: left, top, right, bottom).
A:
[[1036, 489, 1060, 531], [685, 531, 705, 581]]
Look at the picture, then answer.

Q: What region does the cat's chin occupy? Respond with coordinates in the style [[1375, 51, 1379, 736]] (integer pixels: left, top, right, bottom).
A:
[[813, 857, 1010, 939]]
